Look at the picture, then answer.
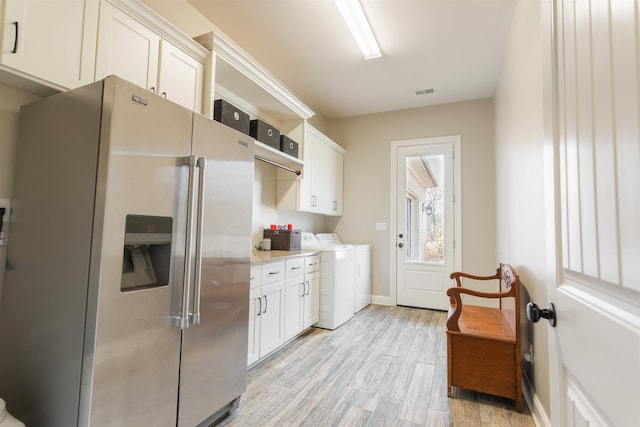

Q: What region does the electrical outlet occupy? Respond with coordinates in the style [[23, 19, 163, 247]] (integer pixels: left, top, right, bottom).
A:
[[524, 343, 534, 364], [0, 198, 11, 246]]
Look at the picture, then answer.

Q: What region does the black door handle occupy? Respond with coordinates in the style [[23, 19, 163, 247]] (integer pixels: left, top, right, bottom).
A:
[[526, 302, 556, 327]]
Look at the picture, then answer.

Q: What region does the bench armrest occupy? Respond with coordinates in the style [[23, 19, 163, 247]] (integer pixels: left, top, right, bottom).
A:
[[449, 266, 501, 287], [446, 286, 516, 332]]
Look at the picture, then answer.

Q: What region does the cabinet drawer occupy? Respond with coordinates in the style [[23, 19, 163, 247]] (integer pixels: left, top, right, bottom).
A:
[[285, 258, 305, 278], [305, 255, 320, 274], [261, 261, 285, 284], [250, 265, 262, 289]]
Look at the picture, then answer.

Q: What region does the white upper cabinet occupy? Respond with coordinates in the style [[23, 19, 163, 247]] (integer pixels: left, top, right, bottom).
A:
[[1, 0, 99, 89], [95, 0, 206, 113], [158, 40, 203, 113], [95, 2, 159, 91], [277, 123, 345, 216]]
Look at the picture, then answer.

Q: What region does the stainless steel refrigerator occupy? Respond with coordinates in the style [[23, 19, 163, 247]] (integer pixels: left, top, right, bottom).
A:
[[0, 76, 254, 426]]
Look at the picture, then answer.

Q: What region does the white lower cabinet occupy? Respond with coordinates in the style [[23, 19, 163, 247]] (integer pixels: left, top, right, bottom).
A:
[[247, 262, 285, 366], [304, 270, 320, 328], [284, 275, 304, 341], [249, 256, 319, 366], [247, 286, 260, 366], [259, 281, 285, 357], [303, 255, 320, 328]]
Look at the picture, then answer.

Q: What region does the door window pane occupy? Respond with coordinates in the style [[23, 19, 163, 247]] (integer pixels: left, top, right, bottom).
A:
[[405, 154, 445, 264]]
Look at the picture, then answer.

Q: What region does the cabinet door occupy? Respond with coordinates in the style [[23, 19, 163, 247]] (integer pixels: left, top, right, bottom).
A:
[[158, 39, 203, 113], [332, 149, 344, 215], [284, 277, 304, 341], [95, 2, 159, 91], [304, 271, 320, 328], [259, 281, 285, 357], [310, 134, 333, 214], [1, 0, 98, 88], [247, 287, 261, 366]]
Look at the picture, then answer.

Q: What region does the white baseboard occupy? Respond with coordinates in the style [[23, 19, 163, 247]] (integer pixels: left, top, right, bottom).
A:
[[370, 295, 393, 306], [523, 377, 551, 427]]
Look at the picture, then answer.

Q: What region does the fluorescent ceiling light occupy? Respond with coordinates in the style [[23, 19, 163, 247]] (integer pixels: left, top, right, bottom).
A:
[[334, 0, 381, 60]]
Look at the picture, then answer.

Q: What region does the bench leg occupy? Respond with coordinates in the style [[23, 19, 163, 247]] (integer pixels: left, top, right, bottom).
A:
[[447, 386, 453, 398]]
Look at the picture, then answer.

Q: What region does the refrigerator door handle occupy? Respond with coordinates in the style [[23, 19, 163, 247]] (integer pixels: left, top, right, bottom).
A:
[[190, 156, 206, 326], [178, 155, 198, 329]]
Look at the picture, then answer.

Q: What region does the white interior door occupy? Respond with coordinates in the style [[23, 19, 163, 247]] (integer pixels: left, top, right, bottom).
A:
[[393, 137, 460, 310], [542, 0, 640, 425]]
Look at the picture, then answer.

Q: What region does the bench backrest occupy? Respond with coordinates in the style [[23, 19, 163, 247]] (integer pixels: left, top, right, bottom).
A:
[[499, 264, 520, 339]]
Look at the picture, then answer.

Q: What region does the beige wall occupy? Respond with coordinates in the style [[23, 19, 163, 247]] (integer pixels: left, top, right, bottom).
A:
[[325, 98, 496, 300], [0, 83, 42, 302], [252, 160, 326, 249], [494, 0, 550, 418], [0, 83, 41, 196]]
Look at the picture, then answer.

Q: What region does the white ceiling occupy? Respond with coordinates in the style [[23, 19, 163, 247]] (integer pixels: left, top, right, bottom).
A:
[[145, 0, 517, 120]]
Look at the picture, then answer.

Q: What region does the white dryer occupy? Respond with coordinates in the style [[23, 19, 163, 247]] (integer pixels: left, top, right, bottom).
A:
[[301, 233, 356, 329], [316, 234, 371, 312]]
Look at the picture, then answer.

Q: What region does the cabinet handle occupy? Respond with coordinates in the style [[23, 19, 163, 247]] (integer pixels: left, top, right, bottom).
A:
[[262, 295, 268, 314], [11, 22, 18, 54], [268, 271, 280, 275], [149, 86, 156, 93], [291, 266, 301, 270], [333, 201, 337, 210], [300, 283, 305, 298], [305, 281, 310, 296], [256, 297, 262, 316]]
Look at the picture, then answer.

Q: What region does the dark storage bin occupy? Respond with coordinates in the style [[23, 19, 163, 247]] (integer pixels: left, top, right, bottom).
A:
[[250, 119, 280, 149], [213, 99, 250, 134], [263, 229, 301, 251], [280, 135, 299, 158]]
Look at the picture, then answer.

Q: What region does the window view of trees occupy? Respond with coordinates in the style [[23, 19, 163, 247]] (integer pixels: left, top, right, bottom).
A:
[[406, 155, 444, 264]]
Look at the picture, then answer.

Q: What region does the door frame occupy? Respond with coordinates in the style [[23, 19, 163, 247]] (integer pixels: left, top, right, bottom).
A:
[[389, 135, 462, 306]]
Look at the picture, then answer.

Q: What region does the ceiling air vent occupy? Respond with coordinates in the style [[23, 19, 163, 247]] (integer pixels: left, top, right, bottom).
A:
[[415, 88, 435, 95]]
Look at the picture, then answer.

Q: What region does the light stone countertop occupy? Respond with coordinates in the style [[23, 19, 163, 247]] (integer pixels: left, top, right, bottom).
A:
[[251, 249, 319, 265]]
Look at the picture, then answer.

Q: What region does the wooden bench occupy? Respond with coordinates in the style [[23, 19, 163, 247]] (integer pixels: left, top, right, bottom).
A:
[[446, 263, 524, 412]]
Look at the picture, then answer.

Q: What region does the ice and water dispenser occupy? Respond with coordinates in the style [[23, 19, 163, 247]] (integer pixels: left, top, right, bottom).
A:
[[121, 215, 172, 292]]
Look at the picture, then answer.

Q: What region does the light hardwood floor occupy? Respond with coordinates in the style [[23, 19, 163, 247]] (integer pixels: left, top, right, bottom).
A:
[[218, 304, 535, 427]]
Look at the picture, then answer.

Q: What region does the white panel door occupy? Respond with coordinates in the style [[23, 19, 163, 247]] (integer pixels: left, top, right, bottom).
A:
[[95, 1, 159, 91], [259, 281, 285, 357], [543, 0, 640, 425], [284, 277, 304, 341], [247, 287, 260, 366], [158, 39, 203, 113], [394, 138, 460, 310], [1, 0, 98, 88]]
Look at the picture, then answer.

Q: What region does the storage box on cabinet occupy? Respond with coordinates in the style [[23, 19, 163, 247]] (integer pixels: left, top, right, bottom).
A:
[[280, 135, 299, 158], [250, 119, 280, 149], [213, 99, 250, 134], [263, 229, 301, 251]]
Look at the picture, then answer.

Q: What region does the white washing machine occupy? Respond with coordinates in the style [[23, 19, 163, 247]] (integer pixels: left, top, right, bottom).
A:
[[316, 234, 371, 313], [301, 233, 356, 329]]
